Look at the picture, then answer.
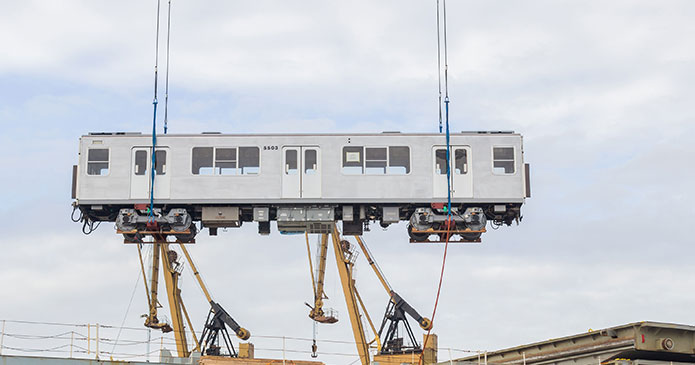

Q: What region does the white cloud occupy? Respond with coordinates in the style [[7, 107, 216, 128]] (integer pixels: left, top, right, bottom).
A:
[[1, 0, 695, 363]]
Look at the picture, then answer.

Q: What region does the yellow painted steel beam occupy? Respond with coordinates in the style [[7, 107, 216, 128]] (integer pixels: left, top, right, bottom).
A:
[[305, 233, 317, 298], [178, 292, 200, 352], [331, 227, 370, 365], [160, 243, 189, 358], [354, 285, 381, 352], [144, 242, 162, 328], [354, 236, 392, 295], [315, 234, 329, 302], [178, 243, 213, 303]]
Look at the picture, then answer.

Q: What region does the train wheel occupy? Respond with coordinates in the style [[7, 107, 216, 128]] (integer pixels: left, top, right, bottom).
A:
[[175, 224, 197, 243], [407, 225, 429, 242], [462, 232, 482, 242]]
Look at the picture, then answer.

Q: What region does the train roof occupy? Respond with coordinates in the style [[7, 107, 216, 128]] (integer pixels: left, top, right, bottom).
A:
[[83, 131, 520, 138]]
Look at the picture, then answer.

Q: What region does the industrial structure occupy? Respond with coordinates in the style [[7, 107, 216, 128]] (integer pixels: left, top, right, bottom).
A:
[[444, 322, 695, 365], [64, 126, 532, 365]]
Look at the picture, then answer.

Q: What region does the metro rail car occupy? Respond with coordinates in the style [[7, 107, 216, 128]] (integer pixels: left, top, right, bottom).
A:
[[71, 131, 530, 242]]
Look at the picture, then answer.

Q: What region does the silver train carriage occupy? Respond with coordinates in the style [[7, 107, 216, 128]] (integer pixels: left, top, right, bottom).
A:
[[71, 131, 530, 242]]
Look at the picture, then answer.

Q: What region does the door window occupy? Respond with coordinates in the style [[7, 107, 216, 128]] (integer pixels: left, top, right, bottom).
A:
[[435, 149, 448, 175], [305, 149, 317, 175], [134, 150, 147, 175], [154, 150, 167, 175], [285, 149, 298, 175], [454, 149, 468, 174]]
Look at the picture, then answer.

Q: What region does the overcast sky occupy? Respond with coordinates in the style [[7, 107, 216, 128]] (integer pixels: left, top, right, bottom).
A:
[[1, 1, 694, 364]]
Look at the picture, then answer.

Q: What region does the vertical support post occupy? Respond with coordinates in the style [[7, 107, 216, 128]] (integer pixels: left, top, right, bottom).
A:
[[449, 348, 453, 364], [522, 352, 526, 365], [283, 336, 286, 365], [95, 323, 100, 360], [147, 328, 152, 362], [70, 331, 74, 358], [484, 351, 487, 365], [87, 323, 91, 355], [0, 319, 5, 355]]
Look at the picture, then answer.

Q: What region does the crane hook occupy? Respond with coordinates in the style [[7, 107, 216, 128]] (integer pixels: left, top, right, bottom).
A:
[[311, 340, 318, 358]]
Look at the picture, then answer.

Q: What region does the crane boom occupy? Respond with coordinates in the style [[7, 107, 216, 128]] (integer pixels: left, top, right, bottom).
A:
[[159, 243, 189, 357], [331, 227, 371, 364], [306, 233, 338, 323]]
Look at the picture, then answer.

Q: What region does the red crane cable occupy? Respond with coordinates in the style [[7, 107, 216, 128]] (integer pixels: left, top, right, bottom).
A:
[[418, 214, 453, 364]]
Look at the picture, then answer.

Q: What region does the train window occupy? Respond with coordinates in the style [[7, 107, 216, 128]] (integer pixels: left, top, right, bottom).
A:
[[305, 149, 317, 175], [215, 148, 238, 175], [435, 149, 448, 175], [493, 147, 515, 174], [454, 149, 468, 174], [192, 147, 214, 175], [134, 150, 147, 176], [239, 147, 260, 174], [285, 149, 298, 175], [87, 148, 109, 175], [154, 150, 167, 175], [388, 146, 410, 174], [365, 147, 387, 174], [342, 146, 363, 174]]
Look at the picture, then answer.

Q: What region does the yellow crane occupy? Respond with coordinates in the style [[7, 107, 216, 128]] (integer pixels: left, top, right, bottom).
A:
[[138, 237, 198, 357], [306, 225, 433, 365], [137, 236, 250, 358], [305, 233, 338, 324], [354, 235, 433, 356]]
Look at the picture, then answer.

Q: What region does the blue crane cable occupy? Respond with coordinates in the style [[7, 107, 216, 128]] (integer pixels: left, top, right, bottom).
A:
[[148, 100, 157, 221], [163, 0, 172, 135], [148, 0, 162, 222], [438, 0, 452, 216], [444, 96, 451, 215], [436, 0, 443, 134]]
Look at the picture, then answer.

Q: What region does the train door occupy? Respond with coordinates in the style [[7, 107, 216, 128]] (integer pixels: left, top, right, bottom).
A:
[[130, 147, 171, 200], [432, 146, 472, 199], [282, 146, 321, 198]]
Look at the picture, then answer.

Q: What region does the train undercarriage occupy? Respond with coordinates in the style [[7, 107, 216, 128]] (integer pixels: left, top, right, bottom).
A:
[[74, 202, 521, 243]]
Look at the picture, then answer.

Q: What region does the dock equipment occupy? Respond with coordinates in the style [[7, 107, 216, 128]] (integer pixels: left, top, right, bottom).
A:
[[444, 322, 695, 365], [136, 235, 249, 358], [305, 225, 433, 364]]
